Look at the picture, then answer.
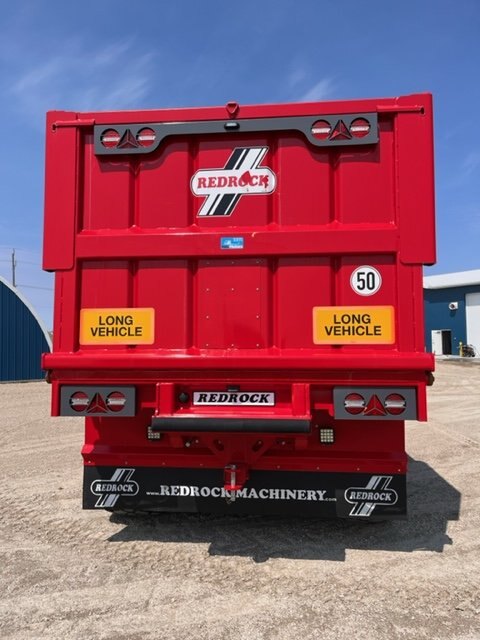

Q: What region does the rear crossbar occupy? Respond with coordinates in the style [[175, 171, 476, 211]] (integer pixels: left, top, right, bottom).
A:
[[150, 417, 311, 433]]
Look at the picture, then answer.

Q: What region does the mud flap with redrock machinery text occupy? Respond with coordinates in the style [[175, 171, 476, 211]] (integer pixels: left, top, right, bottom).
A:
[[84, 467, 407, 519]]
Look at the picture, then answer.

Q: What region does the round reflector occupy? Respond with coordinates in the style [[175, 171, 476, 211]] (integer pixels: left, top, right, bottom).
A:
[[344, 393, 365, 415], [384, 393, 406, 415], [70, 391, 89, 412], [311, 120, 332, 141], [100, 129, 121, 148], [106, 391, 126, 412], [136, 127, 156, 148], [349, 118, 370, 138]]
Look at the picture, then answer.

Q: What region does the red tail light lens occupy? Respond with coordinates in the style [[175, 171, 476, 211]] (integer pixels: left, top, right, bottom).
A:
[[349, 118, 371, 138], [344, 393, 365, 415], [100, 129, 120, 148], [311, 120, 332, 140], [384, 393, 406, 415], [106, 391, 127, 412], [69, 391, 89, 412], [136, 128, 156, 148]]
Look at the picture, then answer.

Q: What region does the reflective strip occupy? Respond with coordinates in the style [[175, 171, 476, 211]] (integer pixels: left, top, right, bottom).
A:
[[344, 399, 365, 408], [384, 399, 406, 409]]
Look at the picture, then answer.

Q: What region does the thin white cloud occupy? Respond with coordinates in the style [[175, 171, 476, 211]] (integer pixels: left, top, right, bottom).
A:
[[7, 38, 155, 124], [445, 150, 480, 188], [462, 151, 480, 177], [11, 58, 64, 94], [299, 78, 336, 102], [287, 67, 308, 90], [460, 204, 480, 232], [91, 39, 134, 67]]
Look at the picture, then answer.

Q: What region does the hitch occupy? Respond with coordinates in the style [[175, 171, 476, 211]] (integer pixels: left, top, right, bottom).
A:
[[224, 464, 249, 502]]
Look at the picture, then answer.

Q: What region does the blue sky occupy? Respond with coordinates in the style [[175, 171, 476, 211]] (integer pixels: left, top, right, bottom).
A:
[[0, 0, 479, 329]]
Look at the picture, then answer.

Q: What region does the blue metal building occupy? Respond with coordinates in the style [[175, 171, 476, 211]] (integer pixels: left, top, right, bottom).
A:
[[424, 270, 480, 356], [0, 276, 52, 381]]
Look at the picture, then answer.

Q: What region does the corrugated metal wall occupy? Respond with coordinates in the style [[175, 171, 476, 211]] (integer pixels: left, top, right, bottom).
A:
[[0, 280, 50, 381]]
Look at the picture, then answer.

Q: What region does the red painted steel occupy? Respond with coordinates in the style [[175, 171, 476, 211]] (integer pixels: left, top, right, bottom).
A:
[[43, 94, 435, 509]]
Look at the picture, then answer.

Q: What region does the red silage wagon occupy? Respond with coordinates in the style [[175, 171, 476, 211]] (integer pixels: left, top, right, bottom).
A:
[[43, 94, 435, 519]]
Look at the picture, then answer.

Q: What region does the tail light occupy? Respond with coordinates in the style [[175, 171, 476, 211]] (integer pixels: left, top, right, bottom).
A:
[[334, 387, 417, 420], [60, 386, 135, 417]]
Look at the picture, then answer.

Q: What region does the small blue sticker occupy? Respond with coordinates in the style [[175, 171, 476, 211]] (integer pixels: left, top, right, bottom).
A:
[[221, 237, 244, 250]]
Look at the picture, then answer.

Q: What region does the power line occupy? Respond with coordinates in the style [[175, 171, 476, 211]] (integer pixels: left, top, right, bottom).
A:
[[17, 284, 53, 291], [0, 259, 39, 264]]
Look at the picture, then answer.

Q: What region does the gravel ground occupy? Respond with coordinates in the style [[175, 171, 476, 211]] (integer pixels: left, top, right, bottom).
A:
[[0, 360, 479, 640]]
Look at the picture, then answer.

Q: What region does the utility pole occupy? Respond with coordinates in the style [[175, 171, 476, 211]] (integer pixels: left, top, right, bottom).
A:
[[11, 249, 16, 287]]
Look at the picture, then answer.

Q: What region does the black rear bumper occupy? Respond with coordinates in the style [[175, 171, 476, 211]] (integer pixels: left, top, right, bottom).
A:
[[150, 417, 311, 433]]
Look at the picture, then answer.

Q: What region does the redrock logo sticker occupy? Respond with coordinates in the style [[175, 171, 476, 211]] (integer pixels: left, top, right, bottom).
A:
[[345, 476, 398, 517], [191, 147, 276, 217], [193, 391, 275, 406], [91, 468, 139, 508]]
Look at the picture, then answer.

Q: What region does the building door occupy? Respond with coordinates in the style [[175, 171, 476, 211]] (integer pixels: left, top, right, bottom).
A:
[[431, 329, 452, 355], [431, 330, 443, 354], [466, 292, 480, 353], [442, 330, 452, 355]]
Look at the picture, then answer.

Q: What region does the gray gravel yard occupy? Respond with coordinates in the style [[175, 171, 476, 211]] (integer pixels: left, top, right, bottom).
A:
[[0, 360, 479, 639]]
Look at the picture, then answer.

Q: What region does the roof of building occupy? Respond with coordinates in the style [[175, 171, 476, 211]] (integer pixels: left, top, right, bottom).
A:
[[0, 276, 52, 381], [423, 269, 480, 290], [0, 276, 52, 350]]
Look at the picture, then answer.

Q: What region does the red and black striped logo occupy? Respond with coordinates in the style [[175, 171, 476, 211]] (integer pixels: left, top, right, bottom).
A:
[[345, 476, 398, 517], [191, 147, 276, 217], [91, 468, 139, 508]]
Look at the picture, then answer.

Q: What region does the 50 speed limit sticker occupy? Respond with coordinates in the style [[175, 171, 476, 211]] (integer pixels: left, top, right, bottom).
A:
[[350, 266, 382, 296]]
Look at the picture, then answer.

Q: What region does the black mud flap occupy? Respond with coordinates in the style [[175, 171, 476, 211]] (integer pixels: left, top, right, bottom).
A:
[[83, 467, 407, 520]]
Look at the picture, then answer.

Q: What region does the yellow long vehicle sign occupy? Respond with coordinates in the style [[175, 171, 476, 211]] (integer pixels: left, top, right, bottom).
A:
[[313, 306, 395, 345], [80, 308, 155, 345]]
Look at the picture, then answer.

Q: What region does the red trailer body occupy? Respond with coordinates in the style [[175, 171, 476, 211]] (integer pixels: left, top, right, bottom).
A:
[[43, 94, 435, 519]]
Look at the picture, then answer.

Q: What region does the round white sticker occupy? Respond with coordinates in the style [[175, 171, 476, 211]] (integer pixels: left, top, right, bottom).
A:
[[350, 266, 382, 296]]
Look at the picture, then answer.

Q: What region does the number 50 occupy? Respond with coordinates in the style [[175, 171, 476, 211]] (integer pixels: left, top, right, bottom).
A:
[[350, 266, 382, 296]]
